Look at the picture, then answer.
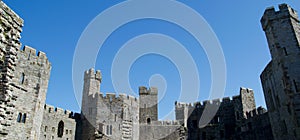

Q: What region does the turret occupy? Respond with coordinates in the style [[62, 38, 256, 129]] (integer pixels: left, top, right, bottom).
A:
[[139, 86, 158, 124], [261, 4, 300, 60], [83, 68, 102, 96]]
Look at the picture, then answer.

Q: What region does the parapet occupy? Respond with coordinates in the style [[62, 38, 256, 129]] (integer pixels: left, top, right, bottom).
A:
[[20, 45, 51, 66], [88, 92, 138, 104], [84, 68, 102, 82], [245, 106, 267, 119], [176, 88, 259, 109], [240, 87, 253, 94], [43, 104, 76, 119], [261, 3, 299, 30], [139, 86, 158, 95], [151, 120, 180, 126]]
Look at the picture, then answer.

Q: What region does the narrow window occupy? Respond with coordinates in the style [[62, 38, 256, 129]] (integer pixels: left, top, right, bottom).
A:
[[106, 125, 109, 135], [57, 121, 64, 137], [20, 73, 25, 84], [283, 47, 288, 56], [66, 129, 68, 134], [22, 113, 26, 123], [69, 130, 72, 135], [115, 114, 117, 122], [147, 118, 151, 124], [110, 125, 112, 135], [44, 135, 46, 138], [294, 80, 299, 92], [45, 126, 48, 132], [17, 113, 22, 122]]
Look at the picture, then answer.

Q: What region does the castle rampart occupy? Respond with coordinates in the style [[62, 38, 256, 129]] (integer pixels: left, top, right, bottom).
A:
[[41, 104, 77, 140]]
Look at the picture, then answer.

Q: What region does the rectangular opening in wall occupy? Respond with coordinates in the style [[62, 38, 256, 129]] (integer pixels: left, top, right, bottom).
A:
[[294, 80, 299, 92], [283, 47, 288, 56], [275, 95, 281, 108]]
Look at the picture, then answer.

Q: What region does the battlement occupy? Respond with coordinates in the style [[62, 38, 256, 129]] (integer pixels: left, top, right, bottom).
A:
[[0, 1, 24, 27], [175, 88, 256, 108], [139, 86, 158, 95], [240, 87, 253, 94], [261, 3, 299, 30], [43, 104, 76, 119], [84, 68, 102, 82], [19, 45, 50, 64], [151, 120, 180, 126], [245, 106, 267, 119], [88, 92, 138, 103]]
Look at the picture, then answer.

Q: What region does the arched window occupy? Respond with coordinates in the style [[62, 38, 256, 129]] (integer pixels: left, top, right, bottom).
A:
[[22, 113, 26, 123], [147, 118, 151, 124], [57, 121, 64, 137], [20, 73, 25, 84], [17, 113, 22, 122]]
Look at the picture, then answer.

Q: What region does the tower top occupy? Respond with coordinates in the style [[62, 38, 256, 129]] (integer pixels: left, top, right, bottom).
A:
[[84, 68, 102, 82], [139, 86, 158, 95], [261, 3, 299, 31]]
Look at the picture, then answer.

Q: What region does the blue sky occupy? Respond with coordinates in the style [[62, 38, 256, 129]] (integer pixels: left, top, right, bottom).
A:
[[3, 0, 300, 119]]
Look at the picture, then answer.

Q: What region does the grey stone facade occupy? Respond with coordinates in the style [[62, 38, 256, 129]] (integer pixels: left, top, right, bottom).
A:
[[260, 3, 300, 140], [1, 1, 300, 140], [176, 88, 273, 140]]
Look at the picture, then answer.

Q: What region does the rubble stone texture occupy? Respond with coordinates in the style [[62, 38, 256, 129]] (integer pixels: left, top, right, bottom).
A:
[[0, 1, 299, 140], [260, 3, 300, 140]]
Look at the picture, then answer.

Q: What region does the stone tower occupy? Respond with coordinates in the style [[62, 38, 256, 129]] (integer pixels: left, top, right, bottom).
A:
[[260, 4, 300, 139], [139, 86, 158, 124], [240, 87, 256, 118], [12, 46, 51, 140], [0, 2, 24, 138], [0, 2, 52, 139], [81, 68, 102, 139]]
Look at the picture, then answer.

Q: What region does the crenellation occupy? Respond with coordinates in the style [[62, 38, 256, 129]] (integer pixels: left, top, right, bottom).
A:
[[0, 2, 296, 140], [43, 104, 76, 118], [22, 45, 37, 55]]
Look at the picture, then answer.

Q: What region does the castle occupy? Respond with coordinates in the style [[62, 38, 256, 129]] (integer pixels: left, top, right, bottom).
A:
[[0, 1, 299, 140]]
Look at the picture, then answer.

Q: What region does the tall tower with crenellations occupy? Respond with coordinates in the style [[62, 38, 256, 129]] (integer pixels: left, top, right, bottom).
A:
[[260, 4, 300, 139], [139, 86, 158, 124]]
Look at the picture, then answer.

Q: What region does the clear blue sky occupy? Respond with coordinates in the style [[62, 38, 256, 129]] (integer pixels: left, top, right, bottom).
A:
[[3, 0, 300, 119]]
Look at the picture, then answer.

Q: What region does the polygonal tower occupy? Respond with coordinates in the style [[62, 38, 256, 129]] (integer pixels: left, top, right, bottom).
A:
[[260, 4, 300, 139]]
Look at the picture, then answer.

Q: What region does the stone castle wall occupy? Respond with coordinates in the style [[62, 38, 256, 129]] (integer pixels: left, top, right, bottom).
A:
[[175, 87, 272, 140], [11, 45, 51, 139], [2, 1, 300, 140], [40, 104, 77, 140]]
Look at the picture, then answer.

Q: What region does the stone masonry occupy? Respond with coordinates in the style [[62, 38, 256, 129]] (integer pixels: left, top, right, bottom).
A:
[[1, 1, 300, 140], [260, 3, 300, 140], [176, 87, 273, 140]]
